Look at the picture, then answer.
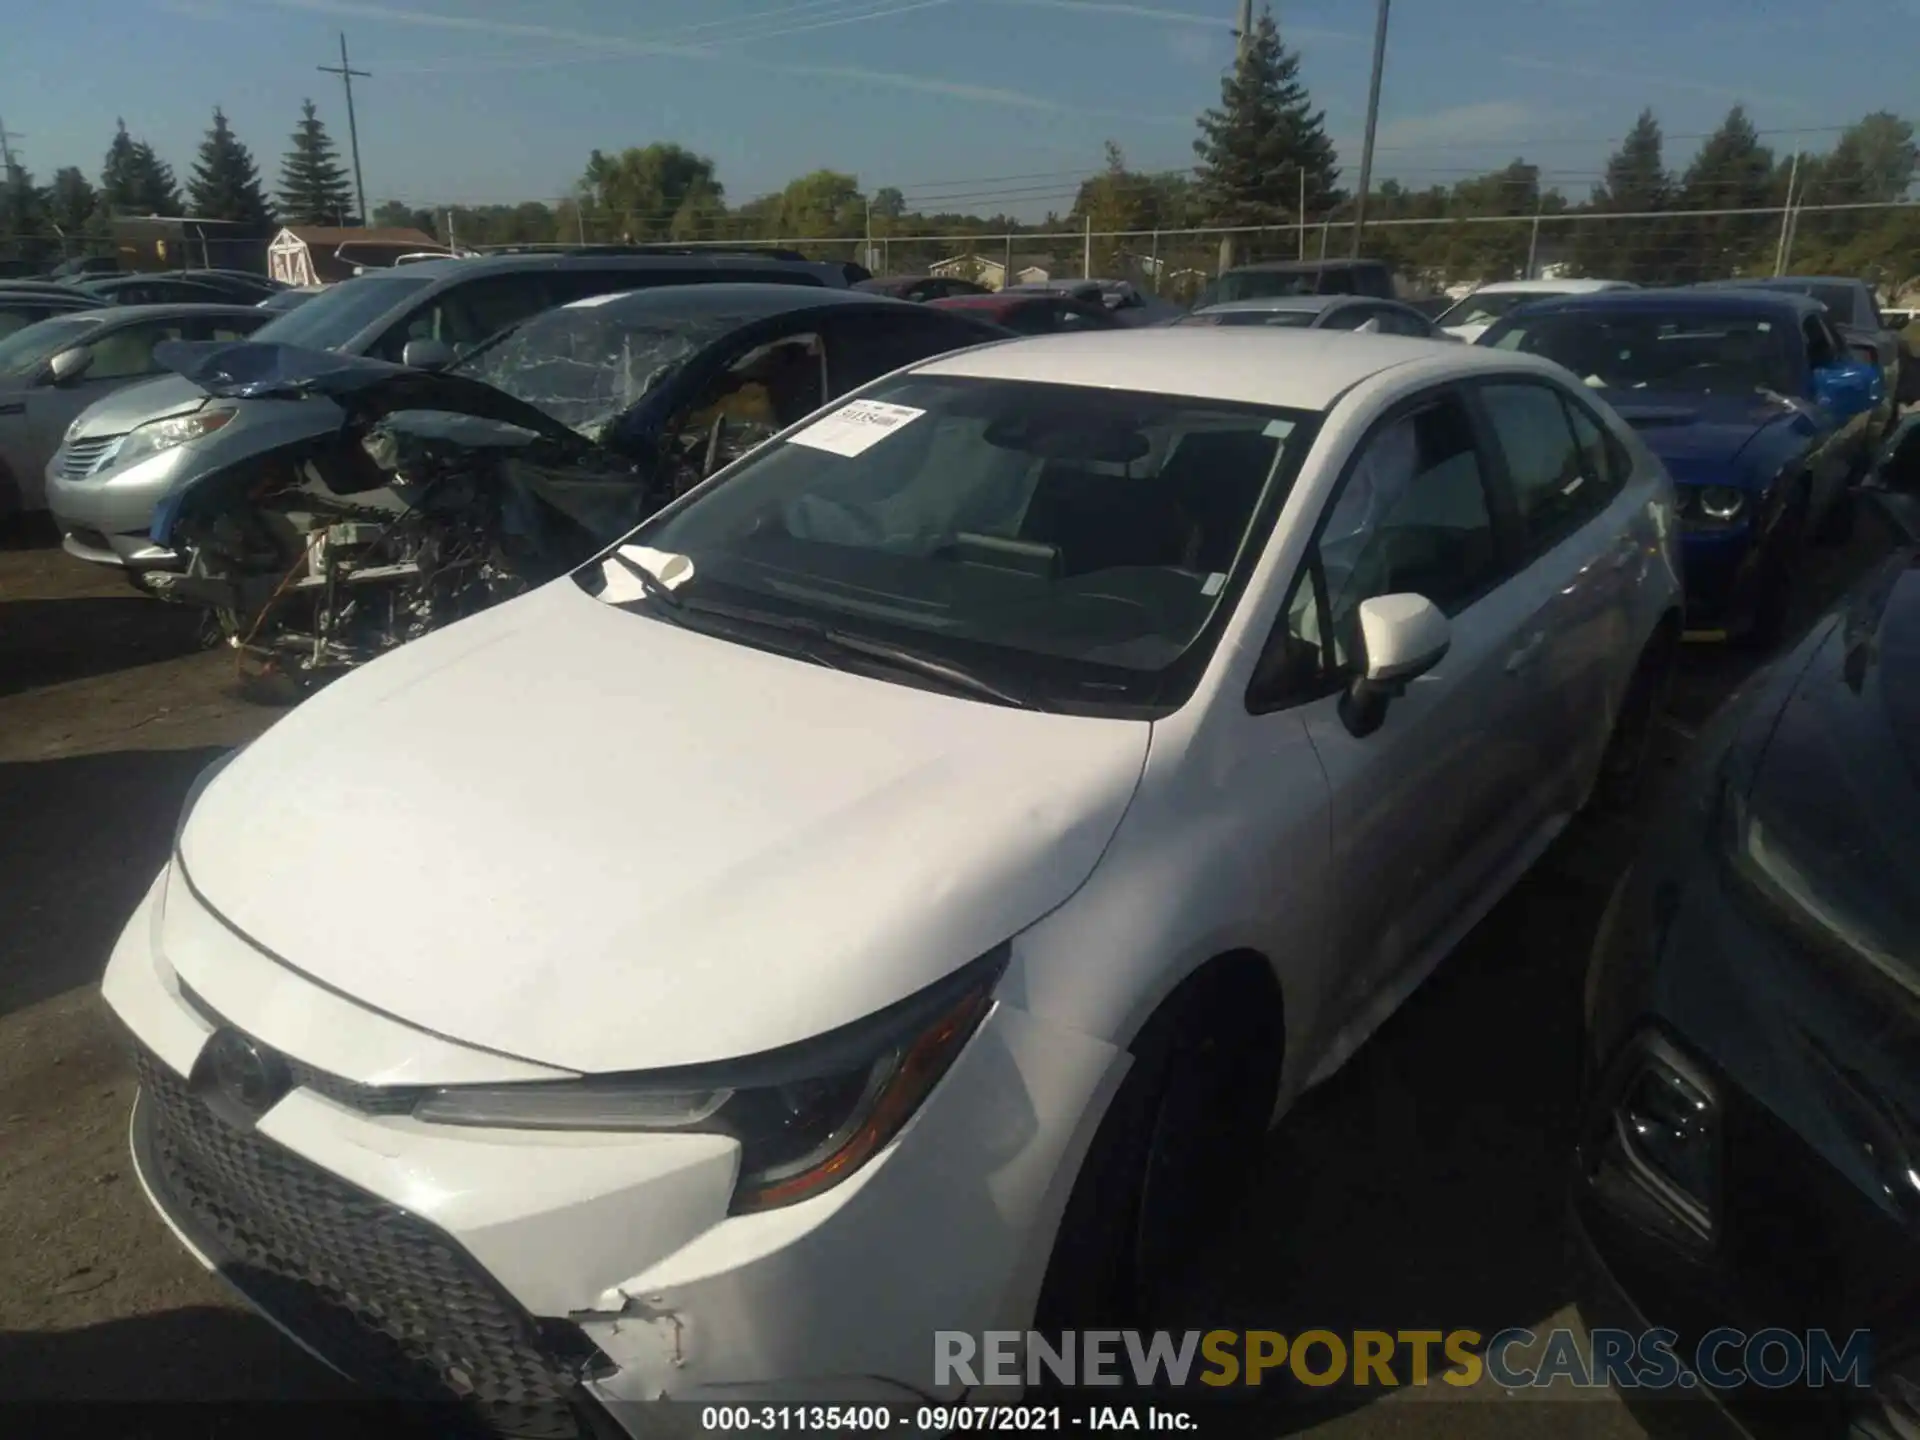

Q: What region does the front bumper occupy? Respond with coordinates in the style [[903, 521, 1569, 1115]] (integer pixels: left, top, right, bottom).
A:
[[1677, 524, 1762, 632], [45, 446, 192, 571], [102, 868, 1125, 1434]]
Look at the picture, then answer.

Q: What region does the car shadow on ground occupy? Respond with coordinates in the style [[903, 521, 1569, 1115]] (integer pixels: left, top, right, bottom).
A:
[[0, 597, 207, 700], [0, 747, 227, 1020], [0, 1307, 356, 1402]]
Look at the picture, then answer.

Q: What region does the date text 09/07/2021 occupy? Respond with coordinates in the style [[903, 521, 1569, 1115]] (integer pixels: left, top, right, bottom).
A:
[[697, 1406, 1193, 1432]]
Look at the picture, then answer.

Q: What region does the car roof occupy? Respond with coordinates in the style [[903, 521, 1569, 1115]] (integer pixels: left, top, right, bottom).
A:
[[1697, 275, 1861, 289], [1464, 279, 1632, 295], [909, 328, 1533, 410], [73, 302, 271, 324], [931, 291, 1048, 308], [1506, 286, 1823, 319], [386, 252, 841, 284], [555, 282, 915, 322], [1194, 295, 1350, 315]]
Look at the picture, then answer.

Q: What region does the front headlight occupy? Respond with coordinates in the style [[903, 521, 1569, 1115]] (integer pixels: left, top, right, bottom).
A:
[[113, 409, 236, 470], [412, 944, 1010, 1213], [1697, 485, 1746, 522]]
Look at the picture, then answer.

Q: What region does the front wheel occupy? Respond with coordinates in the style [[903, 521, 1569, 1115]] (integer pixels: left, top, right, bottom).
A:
[[1031, 963, 1284, 1339]]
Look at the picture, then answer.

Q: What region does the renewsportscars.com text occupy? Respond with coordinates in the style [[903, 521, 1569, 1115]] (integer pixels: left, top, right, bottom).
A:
[[934, 1328, 1875, 1391]]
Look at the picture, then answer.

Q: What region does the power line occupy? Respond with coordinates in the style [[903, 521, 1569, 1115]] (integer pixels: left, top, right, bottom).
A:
[[318, 32, 371, 225]]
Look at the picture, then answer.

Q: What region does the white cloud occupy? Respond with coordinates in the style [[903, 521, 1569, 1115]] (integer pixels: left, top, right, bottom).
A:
[[1372, 101, 1541, 153]]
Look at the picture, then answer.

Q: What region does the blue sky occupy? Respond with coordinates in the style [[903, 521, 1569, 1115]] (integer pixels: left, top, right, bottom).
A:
[[5, 0, 1914, 219]]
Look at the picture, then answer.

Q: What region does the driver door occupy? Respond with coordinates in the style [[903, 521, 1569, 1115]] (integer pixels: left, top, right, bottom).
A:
[[1251, 387, 1540, 1027]]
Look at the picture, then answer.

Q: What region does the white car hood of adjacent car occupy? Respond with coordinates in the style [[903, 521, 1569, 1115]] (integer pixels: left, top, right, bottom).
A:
[[174, 578, 1152, 1074]]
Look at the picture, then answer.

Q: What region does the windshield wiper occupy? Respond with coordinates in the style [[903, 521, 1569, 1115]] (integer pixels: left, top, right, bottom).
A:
[[604, 550, 685, 619]]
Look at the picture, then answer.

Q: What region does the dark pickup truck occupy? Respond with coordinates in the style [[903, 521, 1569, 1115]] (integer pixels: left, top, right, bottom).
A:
[[1698, 275, 1911, 429]]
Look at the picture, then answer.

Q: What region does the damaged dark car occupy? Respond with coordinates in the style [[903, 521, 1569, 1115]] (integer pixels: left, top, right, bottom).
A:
[[143, 284, 1011, 694]]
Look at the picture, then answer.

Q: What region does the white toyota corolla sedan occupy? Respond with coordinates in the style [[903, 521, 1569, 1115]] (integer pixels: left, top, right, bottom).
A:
[[103, 328, 1681, 1434]]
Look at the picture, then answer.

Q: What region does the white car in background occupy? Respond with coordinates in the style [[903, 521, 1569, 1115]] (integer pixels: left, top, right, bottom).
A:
[[104, 328, 1681, 1432], [1440, 278, 1638, 342]]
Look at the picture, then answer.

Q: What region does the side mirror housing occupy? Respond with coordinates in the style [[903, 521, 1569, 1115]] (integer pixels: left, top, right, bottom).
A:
[[402, 337, 456, 372], [1339, 593, 1451, 738], [42, 347, 92, 386], [1812, 360, 1882, 419]]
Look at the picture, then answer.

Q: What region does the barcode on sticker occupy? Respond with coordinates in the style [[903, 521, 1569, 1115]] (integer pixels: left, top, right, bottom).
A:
[[788, 400, 926, 458]]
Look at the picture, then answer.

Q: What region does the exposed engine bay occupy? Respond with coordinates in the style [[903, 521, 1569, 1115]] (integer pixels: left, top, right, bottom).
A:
[[154, 407, 658, 694]]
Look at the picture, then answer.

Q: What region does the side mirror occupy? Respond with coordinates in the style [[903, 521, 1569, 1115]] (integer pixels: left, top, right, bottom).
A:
[[1811, 361, 1881, 419], [1338, 593, 1451, 738], [402, 338, 456, 372], [42, 347, 92, 386]]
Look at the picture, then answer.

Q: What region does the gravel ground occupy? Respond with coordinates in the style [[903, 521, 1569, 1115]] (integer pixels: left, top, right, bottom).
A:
[[0, 498, 1905, 1434]]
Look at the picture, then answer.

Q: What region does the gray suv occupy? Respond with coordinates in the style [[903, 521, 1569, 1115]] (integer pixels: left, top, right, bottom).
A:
[[46, 249, 847, 571]]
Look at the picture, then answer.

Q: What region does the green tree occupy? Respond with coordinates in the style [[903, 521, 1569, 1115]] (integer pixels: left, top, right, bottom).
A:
[[371, 199, 439, 236], [0, 160, 49, 264], [870, 186, 906, 221], [277, 99, 356, 225], [188, 107, 275, 235], [768, 170, 864, 238], [1192, 6, 1340, 255], [1070, 142, 1154, 275], [46, 167, 101, 244], [99, 119, 181, 215], [1674, 106, 1776, 281], [1792, 111, 1917, 267], [1573, 108, 1672, 282], [579, 144, 723, 241]]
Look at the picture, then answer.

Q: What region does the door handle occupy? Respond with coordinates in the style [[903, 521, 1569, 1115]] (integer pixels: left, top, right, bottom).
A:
[[0, 401, 23, 418], [1505, 631, 1547, 674]]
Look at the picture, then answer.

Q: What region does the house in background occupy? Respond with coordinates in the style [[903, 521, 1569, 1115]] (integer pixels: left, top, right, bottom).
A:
[[267, 226, 448, 285], [929, 252, 1056, 291]]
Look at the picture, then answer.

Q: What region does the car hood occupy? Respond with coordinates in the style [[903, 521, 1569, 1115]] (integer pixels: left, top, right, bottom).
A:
[[174, 578, 1152, 1074], [67, 373, 209, 438], [1606, 390, 1799, 477], [152, 339, 590, 450]]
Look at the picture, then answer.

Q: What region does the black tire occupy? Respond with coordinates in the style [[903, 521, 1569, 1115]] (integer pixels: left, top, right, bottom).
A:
[[1742, 490, 1808, 650], [1030, 961, 1284, 1342], [1589, 623, 1677, 815]]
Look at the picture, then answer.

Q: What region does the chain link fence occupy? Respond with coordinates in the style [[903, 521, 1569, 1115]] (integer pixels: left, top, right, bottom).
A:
[[468, 200, 1918, 305]]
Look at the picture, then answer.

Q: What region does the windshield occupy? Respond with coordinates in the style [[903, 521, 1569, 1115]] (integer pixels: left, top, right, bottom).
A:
[[0, 313, 109, 374], [1799, 283, 1859, 322], [452, 303, 752, 440], [1175, 308, 1318, 329], [1483, 309, 1801, 395], [250, 273, 433, 351], [610, 374, 1320, 715], [1438, 291, 1559, 329]]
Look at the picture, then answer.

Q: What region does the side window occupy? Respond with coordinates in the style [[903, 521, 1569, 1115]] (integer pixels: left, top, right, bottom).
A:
[[828, 313, 981, 392], [1320, 304, 1375, 332], [87, 321, 187, 380], [1803, 316, 1838, 370], [185, 317, 261, 343], [1054, 301, 1101, 330], [1377, 307, 1430, 338], [370, 274, 555, 361], [1561, 391, 1628, 502], [1262, 394, 1499, 701], [1479, 381, 1611, 554]]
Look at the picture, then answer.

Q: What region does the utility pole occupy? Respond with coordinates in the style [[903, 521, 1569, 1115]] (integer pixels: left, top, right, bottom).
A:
[[0, 116, 23, 175], [1298, 167, 1307, 261], [1084, 213, 1092, 277], [319, 33, 371, 226], [1774, 151, 1801, 276], [1220, 0, 1254, 277], [1350, 0, 1391, 257]]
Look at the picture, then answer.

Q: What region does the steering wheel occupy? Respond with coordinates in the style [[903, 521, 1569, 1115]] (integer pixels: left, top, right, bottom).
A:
[[703, 414, 728, 477]]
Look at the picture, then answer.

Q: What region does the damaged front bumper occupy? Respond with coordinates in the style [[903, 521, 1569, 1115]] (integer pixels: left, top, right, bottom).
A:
[[103, 867, 1126, 1433]]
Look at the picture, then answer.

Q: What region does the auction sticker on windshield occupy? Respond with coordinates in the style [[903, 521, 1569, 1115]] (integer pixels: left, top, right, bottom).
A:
[[788, 399, 925, 458]]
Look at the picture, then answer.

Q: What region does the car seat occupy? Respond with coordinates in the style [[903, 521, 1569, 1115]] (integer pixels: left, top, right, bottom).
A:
[[1018, 460, 1198, 576]]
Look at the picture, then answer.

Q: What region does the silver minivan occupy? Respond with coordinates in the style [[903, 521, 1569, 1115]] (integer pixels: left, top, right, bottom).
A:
[[46, 250, 849, 571]]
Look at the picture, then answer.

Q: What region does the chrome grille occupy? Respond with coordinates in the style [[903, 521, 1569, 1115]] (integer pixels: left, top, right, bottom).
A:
[[132, 1043, 604, 1438], [58, 434, 125, 480]]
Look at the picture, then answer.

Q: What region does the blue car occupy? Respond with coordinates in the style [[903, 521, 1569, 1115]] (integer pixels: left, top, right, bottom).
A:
[[1480, 288, 1883, 644]]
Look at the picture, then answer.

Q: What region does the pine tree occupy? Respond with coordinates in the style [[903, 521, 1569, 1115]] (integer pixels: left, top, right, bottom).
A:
[[1192, 7, 1340, 249], [1676, 106, 1776, 281], [1, 160, 50, 262], [277, 99, 356, 225], [46, 167, 99, 237], [189, 107, 275, 235], [1574, 108, 1671, 282], [98, 120, 181, 215]]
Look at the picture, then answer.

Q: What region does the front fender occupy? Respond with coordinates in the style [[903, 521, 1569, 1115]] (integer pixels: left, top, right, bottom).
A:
[[149, 397, 349, 545]]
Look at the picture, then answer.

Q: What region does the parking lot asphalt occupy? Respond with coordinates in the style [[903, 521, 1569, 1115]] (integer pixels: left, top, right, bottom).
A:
[[0, 502, 1906, 1435]]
